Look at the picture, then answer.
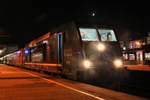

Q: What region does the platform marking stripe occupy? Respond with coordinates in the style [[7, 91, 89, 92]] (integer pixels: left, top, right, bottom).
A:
[[24, 72, 105, 100]]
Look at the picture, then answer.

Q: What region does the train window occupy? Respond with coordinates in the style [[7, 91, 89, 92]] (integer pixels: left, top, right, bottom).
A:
[[79, 28, 99, 41], [31, 53, 43, 62], [98, 29, 117, 41]]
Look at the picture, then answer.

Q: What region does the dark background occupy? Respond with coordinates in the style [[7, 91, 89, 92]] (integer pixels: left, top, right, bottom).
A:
[[0, 1, 149, 48]]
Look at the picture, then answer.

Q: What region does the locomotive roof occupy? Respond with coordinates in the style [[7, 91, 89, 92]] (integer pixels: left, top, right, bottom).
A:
[[26, 32, 50, 47], [25, 21, 118, 47], [49, 21, 117, 33]]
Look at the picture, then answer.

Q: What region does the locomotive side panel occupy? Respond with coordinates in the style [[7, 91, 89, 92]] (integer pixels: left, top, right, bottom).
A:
[[49, 33, 58, 63], [62, 23, 83, 79]]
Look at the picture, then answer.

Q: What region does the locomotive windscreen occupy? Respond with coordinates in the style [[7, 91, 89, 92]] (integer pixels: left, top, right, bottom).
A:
[[98, 29, 117, 41], [79, 28, 99, 41]]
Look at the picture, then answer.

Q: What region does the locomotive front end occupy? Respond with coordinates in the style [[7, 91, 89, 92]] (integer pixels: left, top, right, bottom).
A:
[[79, 27, 124, 69], [78, 27, 126, 86]]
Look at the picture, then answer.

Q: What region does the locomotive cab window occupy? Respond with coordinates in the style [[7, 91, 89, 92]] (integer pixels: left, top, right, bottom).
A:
[[98, 29, 117, 41], [79, 28, 99, 41]]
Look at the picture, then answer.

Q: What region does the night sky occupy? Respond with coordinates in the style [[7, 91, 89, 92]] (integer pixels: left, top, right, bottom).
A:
[[0, 1, 150, 48]]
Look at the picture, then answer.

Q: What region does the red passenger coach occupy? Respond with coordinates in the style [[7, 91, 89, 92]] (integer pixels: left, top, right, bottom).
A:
[[2, 49, 23, 66]]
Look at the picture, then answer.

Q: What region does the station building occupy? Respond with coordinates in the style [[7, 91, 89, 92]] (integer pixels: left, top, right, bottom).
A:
[[120, 33, 150, 65]]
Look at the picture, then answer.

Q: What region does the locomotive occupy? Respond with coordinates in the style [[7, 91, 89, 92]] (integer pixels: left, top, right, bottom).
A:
[[1, 22, 125, 86]]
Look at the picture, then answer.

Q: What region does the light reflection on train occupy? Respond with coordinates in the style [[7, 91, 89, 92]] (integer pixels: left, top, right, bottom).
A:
[[0, 22, 127, 87]]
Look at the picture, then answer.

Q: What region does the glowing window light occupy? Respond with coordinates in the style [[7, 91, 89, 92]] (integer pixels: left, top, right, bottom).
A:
[[136, 41, 141, 46]]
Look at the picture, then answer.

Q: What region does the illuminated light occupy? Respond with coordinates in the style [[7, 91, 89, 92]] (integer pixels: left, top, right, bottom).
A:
[[16, 51, 20, 54], [83, 60, 92, 68], [97, 43, 105, 51], [0, 50, 3, 54], [114, 59, 123, 68], [136, 41, 141, 46], [92, 12, 95, 16], [25, 49, 29, 54], [142, 42, 146, 46], [43, 40, 48, 44], [123, 47, 126, 50], [89, 10, 96, 17]]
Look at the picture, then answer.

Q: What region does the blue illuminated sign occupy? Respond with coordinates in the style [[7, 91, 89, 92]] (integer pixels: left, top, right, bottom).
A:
[[24, 49, 29, 54]]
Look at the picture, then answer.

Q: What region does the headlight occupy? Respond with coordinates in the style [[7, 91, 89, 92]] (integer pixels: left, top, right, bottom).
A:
[[114, 59, 123, 68], [83, 60, 92, 69], [97, 43, 105, 51]]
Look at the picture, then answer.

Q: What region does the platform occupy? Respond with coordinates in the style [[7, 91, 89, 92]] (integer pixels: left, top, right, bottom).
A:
[[0, 64, 148, 100]]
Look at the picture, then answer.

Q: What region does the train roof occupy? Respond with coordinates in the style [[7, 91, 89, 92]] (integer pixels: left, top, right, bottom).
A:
[[25, 21, 119, 47], [49, 21, 117, 33], [27, 32, 50, 47]]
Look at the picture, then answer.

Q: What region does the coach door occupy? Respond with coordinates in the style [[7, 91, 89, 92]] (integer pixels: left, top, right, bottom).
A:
[[58, 32, 63, 64]]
